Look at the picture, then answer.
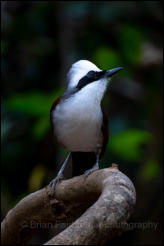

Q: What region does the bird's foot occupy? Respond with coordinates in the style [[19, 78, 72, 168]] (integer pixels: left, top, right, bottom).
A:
[[49, 153, 71, 190], [49, 174, 65, 190], [84, 164, 99, 176]]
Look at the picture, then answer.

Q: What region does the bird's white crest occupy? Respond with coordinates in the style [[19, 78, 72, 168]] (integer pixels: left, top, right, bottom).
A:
[[65, 59, 109, 105], [67, 60, 101, 89]]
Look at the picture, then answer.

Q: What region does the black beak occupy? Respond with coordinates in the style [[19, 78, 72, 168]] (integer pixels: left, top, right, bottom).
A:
[[105, 67, 123, 77]]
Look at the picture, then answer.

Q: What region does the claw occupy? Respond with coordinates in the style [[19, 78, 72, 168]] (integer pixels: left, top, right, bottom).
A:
[[49, 175, 64, 190], [49, 153, 71, 190], [84, 164, 99, 176], [84, 153, 100, 177], [84, 169, 95, 176]]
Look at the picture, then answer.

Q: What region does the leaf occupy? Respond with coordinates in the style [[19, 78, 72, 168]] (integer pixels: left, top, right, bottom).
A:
[[108, 129, 152, 162], [28, 164, 45, 191], [118, 25, 143, 65], [6, 89, 64, 117], [6, 89, 64, 140], [32, 116, 50, 140], [142, 159, 160, 180], [93, 47, 122, 70]]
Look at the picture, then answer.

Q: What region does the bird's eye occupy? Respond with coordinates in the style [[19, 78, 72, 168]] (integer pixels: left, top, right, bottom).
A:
[[87, 70, 95, 77]]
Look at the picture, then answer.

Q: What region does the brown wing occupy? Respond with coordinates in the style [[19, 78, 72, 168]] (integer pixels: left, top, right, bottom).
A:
[[50, 96, 61, 125], [100, 110, 109, 159], [50, 96, 66, 148]]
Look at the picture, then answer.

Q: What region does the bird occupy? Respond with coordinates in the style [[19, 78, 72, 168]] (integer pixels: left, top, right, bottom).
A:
[[49, 60, 123, 189]]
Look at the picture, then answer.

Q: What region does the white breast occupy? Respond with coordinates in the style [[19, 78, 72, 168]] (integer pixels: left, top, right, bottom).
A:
[[51, 86, 104, 152]]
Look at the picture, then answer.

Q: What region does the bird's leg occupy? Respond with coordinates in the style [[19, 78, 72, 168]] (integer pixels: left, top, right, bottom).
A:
[[84, 153, 100, 176], [49, 152, 71, 190]]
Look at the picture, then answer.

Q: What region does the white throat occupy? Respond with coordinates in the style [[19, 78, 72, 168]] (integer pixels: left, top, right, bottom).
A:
[[51, 78, 108, 152], [71, 78, 108, 105]]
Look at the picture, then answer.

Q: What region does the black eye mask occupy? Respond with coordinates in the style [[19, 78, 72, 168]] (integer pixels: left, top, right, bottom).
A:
[[76, 70, 107, 90]]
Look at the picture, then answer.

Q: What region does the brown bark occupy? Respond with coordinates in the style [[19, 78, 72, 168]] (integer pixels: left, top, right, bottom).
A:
[[1, 164, 136, 245]]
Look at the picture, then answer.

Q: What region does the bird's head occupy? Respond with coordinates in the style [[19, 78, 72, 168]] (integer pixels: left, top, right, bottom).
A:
[[66, 60, 123, 90]]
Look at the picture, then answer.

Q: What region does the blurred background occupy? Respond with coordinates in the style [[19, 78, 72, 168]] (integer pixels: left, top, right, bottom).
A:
[[1, 1, 163, 245]]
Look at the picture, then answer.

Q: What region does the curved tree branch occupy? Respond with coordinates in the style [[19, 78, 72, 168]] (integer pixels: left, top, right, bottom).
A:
[[1, 164, 136, 245]]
